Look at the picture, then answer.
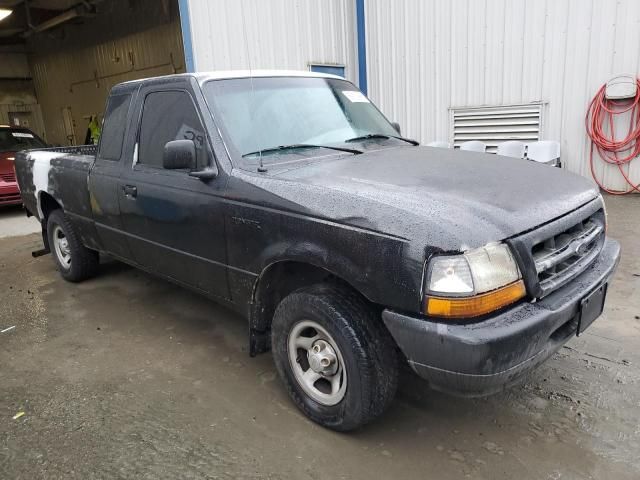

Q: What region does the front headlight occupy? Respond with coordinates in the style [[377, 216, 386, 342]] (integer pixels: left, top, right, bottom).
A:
[[425, 243, 526, 318], [599, 194, 608, 233]]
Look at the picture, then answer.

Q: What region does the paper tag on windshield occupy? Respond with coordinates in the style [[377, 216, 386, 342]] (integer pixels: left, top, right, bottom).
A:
[[342, 90, 369, 103], [11, 132, 34, 138]]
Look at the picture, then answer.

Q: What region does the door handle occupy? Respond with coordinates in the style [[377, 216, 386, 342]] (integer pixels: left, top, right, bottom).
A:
[[123, 185, 137, 198]]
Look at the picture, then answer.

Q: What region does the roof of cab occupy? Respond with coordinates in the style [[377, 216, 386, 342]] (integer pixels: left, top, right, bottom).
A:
[[116, 70, 345, 90], [196, 70, 344, 82]]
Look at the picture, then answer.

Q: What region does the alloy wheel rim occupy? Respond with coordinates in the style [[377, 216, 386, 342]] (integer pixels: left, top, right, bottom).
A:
[[287, 319, 347, 406], [52, 225, 71, 269]]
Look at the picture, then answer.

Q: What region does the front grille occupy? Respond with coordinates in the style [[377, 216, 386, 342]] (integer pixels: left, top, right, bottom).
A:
[[0, 192, 21, 203], [0, 172, 16, 183], [531, 213, 605, 296], [507, 199, 607, 299]]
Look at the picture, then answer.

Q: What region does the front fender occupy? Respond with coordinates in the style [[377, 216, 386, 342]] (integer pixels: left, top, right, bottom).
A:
[[255, 242, 365, 297], [226, 208, 422, 314]]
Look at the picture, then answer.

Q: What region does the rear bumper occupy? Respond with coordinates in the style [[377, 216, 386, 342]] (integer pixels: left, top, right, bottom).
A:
[[382, 238, 621, 397], [0, 182, 21, 206]]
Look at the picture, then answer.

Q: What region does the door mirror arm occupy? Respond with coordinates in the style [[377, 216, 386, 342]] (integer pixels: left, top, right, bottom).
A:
[[189, 168, 217, 180]]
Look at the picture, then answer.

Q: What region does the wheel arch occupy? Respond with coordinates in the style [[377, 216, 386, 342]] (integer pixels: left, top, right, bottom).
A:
[[248, 258, 377, 356], [38, 191, 62, 221], [35, 191, 63, 252]]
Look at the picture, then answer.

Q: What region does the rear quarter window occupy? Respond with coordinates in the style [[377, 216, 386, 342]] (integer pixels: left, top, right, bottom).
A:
[[99, 93, 132, 160]]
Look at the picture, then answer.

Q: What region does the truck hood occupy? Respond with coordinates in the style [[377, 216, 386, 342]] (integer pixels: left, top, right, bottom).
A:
[[249, 146, 600, 250]]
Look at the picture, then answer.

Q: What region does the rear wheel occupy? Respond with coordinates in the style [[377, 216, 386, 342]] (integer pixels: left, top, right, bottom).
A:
[[271, 284, 398, 431], [46, 209, 99, 282]]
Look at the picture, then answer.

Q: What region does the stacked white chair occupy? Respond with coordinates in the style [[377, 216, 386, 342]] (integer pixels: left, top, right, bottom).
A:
[[526, 140, 561, 167], [459, 140, 486, 152], [496, 140, 526, 159], [427, 141, 451, 148], [426, 139, 561, 168]]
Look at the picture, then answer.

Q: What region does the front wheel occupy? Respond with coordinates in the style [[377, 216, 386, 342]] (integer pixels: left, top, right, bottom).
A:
[[271, 284, 399, 431], [46, 209, 99, 282]]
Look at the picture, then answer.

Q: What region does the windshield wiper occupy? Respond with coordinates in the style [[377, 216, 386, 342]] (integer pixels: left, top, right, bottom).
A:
[[345, 133, 419, 146], [242, 143, 363, 158]]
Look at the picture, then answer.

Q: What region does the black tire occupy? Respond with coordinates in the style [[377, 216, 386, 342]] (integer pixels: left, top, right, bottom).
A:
[[271, 283, 398, 431], [46, 209, 99, 282]]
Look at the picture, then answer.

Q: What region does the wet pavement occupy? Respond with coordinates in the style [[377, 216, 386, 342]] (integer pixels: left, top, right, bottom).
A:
[[1, 195, 639, 479], [0, 205, 40, 239]]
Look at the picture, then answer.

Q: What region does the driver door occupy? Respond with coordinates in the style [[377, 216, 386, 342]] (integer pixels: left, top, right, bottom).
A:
[[118, 81, 230, 300]]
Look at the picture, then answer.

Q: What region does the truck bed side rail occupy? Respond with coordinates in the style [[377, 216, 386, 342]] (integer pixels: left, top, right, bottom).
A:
[[24, 145, 98, 156]]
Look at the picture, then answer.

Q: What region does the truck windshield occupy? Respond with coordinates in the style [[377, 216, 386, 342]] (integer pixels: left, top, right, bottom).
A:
[[0, 128, 47, 153], [203, 76, 399, 167]]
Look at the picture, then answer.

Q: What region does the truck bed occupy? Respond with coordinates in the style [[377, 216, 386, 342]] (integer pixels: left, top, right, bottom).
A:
[[15, 145, 97, 222]]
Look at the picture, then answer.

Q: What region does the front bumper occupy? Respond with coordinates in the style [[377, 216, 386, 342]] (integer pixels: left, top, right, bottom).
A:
[[382, 238, 621, 397], [0, 182, 21, 206]]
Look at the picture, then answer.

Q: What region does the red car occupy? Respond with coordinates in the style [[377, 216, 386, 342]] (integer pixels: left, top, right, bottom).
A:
[[0, 126, 48, 207]]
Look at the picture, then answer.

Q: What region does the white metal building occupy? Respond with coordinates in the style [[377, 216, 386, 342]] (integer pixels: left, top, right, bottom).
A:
[[1, 0, 639, 191], [181, 0, 640, 192]]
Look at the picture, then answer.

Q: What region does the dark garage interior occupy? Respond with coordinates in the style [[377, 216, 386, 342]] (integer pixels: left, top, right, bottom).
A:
[[0, 0, 184, 145]]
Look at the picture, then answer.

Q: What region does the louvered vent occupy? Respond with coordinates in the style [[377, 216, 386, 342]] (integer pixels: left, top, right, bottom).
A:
[[451, 104, 542, 153]]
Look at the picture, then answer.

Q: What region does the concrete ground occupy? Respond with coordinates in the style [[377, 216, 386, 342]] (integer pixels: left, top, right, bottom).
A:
[[0, 205, 40, 239], [1, 195, 639, 480]]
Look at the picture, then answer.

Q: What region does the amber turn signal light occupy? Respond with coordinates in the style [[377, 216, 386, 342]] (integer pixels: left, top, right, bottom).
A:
[[426, 280, 526, 318]]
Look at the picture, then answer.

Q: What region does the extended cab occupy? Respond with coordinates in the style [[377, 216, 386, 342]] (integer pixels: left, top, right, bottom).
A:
[[15, 71, 620, 431]]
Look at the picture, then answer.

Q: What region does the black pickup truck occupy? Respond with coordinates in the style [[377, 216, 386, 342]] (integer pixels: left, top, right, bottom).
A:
[[15, 71, 620, 431]]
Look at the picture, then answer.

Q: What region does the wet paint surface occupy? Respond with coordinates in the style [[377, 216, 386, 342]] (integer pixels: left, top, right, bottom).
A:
[[13, 142, 604, 316], [0, 194, 638, 479], [14, 75, 603, 319], [10, 75, 620, 393], [8, 77, 622, 425]]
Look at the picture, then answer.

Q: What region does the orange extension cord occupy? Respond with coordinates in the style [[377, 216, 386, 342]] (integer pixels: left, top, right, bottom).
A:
[[586, 78, 640, 194]]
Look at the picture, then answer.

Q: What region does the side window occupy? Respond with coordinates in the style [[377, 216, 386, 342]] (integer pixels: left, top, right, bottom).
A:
[[99, 93, 131, 160], [138, 90, 207, 169]]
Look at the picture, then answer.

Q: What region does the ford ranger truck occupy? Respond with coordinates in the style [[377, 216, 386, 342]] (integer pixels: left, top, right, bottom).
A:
[[14, 71, 620, 431]]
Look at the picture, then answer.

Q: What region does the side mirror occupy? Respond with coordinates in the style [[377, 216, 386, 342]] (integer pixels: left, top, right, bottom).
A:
[[391, 122, 401, 135], [163, 139, 195, 170]]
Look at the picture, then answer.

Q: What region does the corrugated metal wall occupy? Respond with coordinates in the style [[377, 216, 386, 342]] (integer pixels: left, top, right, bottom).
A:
[[0, 79, 45, 137], [28, 0, 185, 145], [186, 0, 358, 83], [0, 52, 30, 78], [0, 48, 45, 137], [366, 0, 640, 191]]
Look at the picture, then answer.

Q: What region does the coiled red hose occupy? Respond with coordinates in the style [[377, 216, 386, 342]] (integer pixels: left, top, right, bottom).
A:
[[586, 78, 640, 194]]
